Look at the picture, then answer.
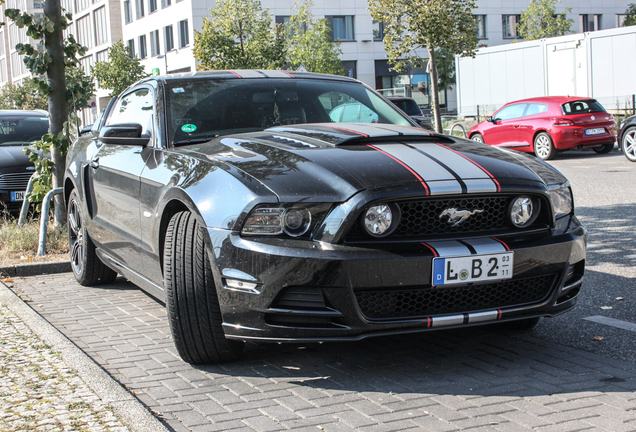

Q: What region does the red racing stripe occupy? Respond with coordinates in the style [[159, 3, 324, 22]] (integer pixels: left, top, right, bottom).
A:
[[497, 309, 502, 320], [421, 242, 438, 257], [491, 237, 510, 251], [225, 70, 242, 78], [368, 145, 430, 194], [280, 70, 295, 78], [435, 143, 501, 192], [427, 317, 431, 328], [327, 125, 370, 137]]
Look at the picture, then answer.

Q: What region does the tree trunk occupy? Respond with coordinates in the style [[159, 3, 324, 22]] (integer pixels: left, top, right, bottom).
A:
[[428, 48, 443, 134], [44, 0, 69, 226]]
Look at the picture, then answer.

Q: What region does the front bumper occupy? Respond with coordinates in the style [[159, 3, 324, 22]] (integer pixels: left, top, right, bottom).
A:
[[208, 219, 586, 342]]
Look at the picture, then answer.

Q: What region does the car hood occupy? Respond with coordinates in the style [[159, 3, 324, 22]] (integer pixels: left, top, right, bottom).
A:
[[180, 123, 566, 202], [0, 145, 32, 170]]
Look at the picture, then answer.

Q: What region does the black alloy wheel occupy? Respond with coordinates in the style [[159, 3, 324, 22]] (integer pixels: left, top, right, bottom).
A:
[[67, 189, 118, 286]]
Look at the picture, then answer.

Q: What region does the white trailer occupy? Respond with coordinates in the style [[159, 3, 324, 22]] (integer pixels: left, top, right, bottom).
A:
[[456, 26, 636, 116]]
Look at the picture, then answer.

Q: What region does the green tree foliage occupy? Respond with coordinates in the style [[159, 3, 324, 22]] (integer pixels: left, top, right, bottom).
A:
[[517, 0, 573, 41], [369, 0, 478, 133], [193, 0, 286, 70], [285, 1, 343, 75], [624, 3, 636, 26], [3, 1, 90, 224], [92, 41, 148, 97], [0, 78, 48, 110]]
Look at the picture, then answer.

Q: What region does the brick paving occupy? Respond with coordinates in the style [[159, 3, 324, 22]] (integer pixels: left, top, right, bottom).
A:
[[10, 273, 636, 432]]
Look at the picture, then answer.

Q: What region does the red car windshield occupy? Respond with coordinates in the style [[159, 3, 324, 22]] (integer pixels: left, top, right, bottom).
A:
[[562, 100, 606, 115]]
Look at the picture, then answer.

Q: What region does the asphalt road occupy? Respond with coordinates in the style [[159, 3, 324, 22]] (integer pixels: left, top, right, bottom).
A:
[[533, 149, 636, 364]]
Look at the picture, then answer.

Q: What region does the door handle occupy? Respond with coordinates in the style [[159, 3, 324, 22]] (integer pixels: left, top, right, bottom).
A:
[[89, 158, 99, 169]]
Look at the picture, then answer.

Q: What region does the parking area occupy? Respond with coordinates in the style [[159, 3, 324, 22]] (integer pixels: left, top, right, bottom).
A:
[[7, 268, 636, 432]]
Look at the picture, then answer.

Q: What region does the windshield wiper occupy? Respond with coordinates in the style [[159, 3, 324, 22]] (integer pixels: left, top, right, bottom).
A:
[[172, 135, 218, 146]]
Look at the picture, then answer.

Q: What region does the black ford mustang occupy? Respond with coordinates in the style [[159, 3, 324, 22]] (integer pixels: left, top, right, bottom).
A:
[[65, 71, 586, 364]]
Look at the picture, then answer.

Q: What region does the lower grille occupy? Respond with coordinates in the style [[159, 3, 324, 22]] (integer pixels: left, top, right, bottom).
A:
[[355, 274, 557, 321], [0, 172, 33, 190]]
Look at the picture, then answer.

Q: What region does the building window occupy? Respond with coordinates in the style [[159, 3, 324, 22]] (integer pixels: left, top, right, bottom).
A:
[[178, 19, 189, 48], [327, 16, 354, 41], [342, 60, 357, 79], [161, 0, 170, 8], [502, 14, 521, 38], [124, 0, 132, 24], [164, 25, 174, 52], [150, 29, 160, 56], [138, 34, 147, 59], [96, 49, 108, 62], [580, 14, 601, 32], [372, 20, 384, 41], [93, 6, 107, 46], [135, 0, 144, 19], [76, 14, 93, 49], [33, 0, 44, 7], [617, 14, 627, 27], [148, 0, 157, 14], [75, 0, 89, 13], [127, 39, 135, 58], [275, 16, 291, 26], [475, 15, 486, 39]]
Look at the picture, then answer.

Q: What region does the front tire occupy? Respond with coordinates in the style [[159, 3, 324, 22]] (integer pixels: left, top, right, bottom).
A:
[[592, 143, 614, 154], [471, 133, 484, 143], [622, 126, 636, 162], [67, 190, 118, 286], [164, 211, 244, 364], [533, 132, 556, 160]]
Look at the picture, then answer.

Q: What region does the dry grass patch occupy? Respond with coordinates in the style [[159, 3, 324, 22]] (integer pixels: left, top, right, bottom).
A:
[[0, 213, 68, 266]]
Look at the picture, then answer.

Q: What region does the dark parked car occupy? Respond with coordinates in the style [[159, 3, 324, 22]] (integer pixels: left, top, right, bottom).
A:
[[387, 96, 434, 131], [0, 110, 49, 213], [618, 114, 636, 162], [65, 71, 586, 364], [468, 96, 617, 160]]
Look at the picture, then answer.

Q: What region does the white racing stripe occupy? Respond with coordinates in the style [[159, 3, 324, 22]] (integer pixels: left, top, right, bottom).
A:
[[462, 238, 508, 254], [374, 144, 462, 192], [426, 241, 471, 257]]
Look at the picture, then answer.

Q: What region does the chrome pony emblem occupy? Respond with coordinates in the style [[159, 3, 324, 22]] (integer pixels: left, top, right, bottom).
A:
[[439, 208, 484, 226]]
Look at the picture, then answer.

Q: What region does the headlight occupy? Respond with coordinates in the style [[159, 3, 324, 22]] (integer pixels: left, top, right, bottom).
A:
[[241, 204, 329, 237], [509, 196, 540, 228], [549, 185, 573, 219], [361, 203, 400, 237]]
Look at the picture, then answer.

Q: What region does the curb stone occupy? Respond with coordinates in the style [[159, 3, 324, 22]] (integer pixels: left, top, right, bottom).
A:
[[0, 279, 169, 432], [0, 260, 72, 277]]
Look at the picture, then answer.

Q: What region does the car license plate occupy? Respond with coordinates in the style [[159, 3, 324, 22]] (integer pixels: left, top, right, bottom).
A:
[[585, 128, 604, 135], [10, 191, 25, 202], [432, 252, 513, 286]]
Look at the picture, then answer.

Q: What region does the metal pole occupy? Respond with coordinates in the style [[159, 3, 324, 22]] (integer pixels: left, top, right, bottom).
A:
[[18, 173, 38, 226], [37, 187, 63, 256]]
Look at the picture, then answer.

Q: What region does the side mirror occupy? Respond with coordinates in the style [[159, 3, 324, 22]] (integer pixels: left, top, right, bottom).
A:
[[98, 123, 150, 146], [79, 125, 93, 136]]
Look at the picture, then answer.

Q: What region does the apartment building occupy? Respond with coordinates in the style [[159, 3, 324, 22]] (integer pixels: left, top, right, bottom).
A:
[[1, 0, 634, 116]]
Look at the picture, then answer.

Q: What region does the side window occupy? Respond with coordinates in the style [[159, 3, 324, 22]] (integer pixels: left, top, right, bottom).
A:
[[495, 104, 526, 121], [105, 88, 154, 136], [525, 103, 548, 117], [320, 91, 379, 123]]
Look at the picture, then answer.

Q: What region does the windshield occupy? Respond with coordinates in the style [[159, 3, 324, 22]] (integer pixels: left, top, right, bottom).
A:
[[166, 78, 412, 145], [0, 116, 49, 146], [391, 99, 423, 116]]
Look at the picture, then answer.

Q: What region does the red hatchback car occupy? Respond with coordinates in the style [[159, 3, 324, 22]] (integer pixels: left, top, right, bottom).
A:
[[468, 96, 617, 160]]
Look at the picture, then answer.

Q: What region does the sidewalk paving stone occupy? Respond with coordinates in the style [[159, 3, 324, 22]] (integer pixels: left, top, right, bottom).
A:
[[4, 272, 636, 431]]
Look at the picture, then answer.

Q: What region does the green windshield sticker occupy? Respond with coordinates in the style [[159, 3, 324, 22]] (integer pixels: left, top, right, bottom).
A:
[[181, 124, 197, 133]]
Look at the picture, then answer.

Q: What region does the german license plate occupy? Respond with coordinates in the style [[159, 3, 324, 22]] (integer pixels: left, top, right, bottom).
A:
[[585, 128, 604, 135], [432, 252, 513, 286], [10, 191, 25, 202]]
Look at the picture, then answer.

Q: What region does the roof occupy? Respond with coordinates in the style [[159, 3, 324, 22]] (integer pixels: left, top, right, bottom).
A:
[[0, 109, 48, 117], [142, 70, 361, 85], [505, 96, 597, 105]]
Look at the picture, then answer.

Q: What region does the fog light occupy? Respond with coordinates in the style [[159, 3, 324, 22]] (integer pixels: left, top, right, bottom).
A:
[[509, 196, 538, 227], [362, 204, 398, 237]]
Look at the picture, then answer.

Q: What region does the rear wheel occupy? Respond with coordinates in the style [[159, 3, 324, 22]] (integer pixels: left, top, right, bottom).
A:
[[533, 132, 556, 160], [471, 133, 484, 143], [67, 189, 118, 286], [164, 211, 244, 364], [592, 143, 614, 154], [622, 126, 636, 162]]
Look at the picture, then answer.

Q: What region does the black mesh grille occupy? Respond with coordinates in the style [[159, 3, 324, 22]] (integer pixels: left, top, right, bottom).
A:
[[355, 274, 556, 320], [346, 196, 545, 240]]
